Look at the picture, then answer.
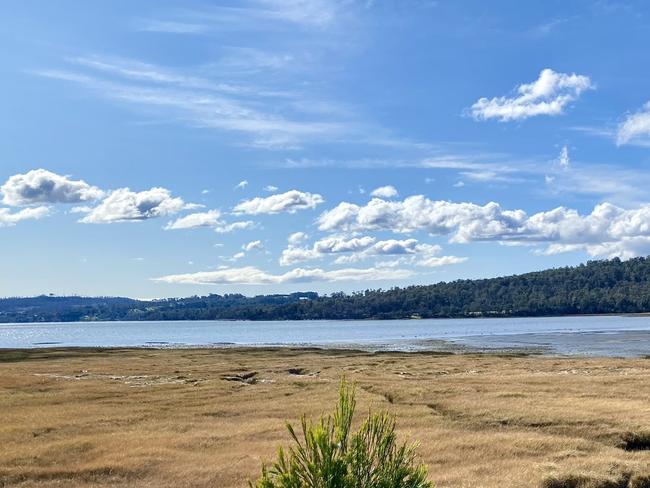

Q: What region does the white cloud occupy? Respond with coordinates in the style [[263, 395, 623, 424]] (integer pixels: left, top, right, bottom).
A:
[[558, 145, 570, 168], [134, 19, 208, 34], [470, 68, 593, 121], [317, 196, 526, 238], [1, 169, 104, 206], [165, 209, 223, 229], [542, 163, 650, 204], [78, 187, 188, 224], [332, 239, 442, 265], [253, 0, 343, 28], [190, 0, 347, 30], [617, 101, 650, 145], [280, 235, 375, 265], [0, 206, 50, 227], [278, 246, 319, 266], [316, 195, 650, 259], [280, 235, 465, 267], [287, 231, 308, 245], [165, 209, 254, 233], [314, 235, 376, 253], [418, 255, 468, 267], [264, 185, 279, 192], [233, 190, 324, 214], [370, 185, 398, 198], [243, 239, 264, 252], [234, 180, 249, 190], [458, 171, 519, 184], [153, 265, 413, 285], [215, 220, 255, 233]]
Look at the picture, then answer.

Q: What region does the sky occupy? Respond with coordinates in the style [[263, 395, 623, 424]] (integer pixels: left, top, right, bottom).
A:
[[3, 0, 650, 298]]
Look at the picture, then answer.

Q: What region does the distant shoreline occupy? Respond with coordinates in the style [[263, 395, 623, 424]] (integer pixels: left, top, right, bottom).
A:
[[3, 311, 650, 324], [5, 257, 650, 323]]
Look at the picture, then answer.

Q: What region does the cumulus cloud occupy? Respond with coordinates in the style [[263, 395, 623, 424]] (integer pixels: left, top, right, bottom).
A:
[[0, 206, 50, 227], [470, 69, 593, 121], [370, 185, 398, 198], [243, 239, 264, 252], [234, 180, 249, 190], [264, 185, 279, 192], [233, 190, 324, 214], [153, 265, 413, 285], [1, 169, 104, 206], [165, 209, 223, 229], [280, 235, 375, 265], [215, 220, 255, 233], [78, 187, 189, 224], [617, 101, 650, 145], [165, 209, 254, 233], [280, 235, 465, 267], [316, 196, 528, 238], [332, 239, 449, 265], [287, 231, 308, 245], [316, 195, 650, 259]]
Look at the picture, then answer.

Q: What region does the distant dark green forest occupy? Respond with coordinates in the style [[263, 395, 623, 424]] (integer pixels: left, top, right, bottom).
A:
[[3, 257, 650, 323]]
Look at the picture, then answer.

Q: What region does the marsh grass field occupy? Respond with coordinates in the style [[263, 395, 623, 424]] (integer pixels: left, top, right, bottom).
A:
[[1, 348, 649, 487]]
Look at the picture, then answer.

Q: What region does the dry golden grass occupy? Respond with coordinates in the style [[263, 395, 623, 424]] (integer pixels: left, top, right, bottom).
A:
[[0, 347, 648, 487]]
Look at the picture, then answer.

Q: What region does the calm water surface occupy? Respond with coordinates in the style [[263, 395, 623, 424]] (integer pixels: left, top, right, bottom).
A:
[[2, 315, 650, 356]]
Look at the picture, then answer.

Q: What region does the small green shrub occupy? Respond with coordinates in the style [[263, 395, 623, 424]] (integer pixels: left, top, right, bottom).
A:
[[250, 380, 433, 488]]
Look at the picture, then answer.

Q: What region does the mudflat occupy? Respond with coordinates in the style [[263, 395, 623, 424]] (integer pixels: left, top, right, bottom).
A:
[[1, 348, 649, 487]]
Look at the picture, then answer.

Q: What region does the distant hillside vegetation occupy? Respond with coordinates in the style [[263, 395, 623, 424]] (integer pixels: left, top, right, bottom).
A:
[[3, 257, 650, 322]]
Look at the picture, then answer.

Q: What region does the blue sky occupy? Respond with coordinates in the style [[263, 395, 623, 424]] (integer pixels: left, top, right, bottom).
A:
[[3, 0, 650, 298]]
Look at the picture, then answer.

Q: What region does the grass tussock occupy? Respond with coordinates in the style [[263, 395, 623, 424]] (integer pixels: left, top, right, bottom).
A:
[[540, 473, 630, 488], [541, 472, 650, 488], [620, 431, 650, 451], [250, 380, 431, 488], [629, 475, 650, 488]]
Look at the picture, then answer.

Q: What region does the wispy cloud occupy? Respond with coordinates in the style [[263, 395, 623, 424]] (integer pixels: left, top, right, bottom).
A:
[[36, 62, 349, 149], [165, 0, 353, 32], [133, 19, 209, 34], [527, 17, 569, 38], [153, 264, 413, 286], [617, 101, 650, 146]]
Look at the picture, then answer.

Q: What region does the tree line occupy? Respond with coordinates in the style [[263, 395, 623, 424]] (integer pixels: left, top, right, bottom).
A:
[[3, 257, 650, 323]]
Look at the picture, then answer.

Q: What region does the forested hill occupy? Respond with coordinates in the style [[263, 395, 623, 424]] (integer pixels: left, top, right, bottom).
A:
[[3, 257, 650, 323]]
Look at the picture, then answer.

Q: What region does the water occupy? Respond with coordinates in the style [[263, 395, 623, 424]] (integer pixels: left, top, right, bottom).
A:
[[1, 315, 649, 356]]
